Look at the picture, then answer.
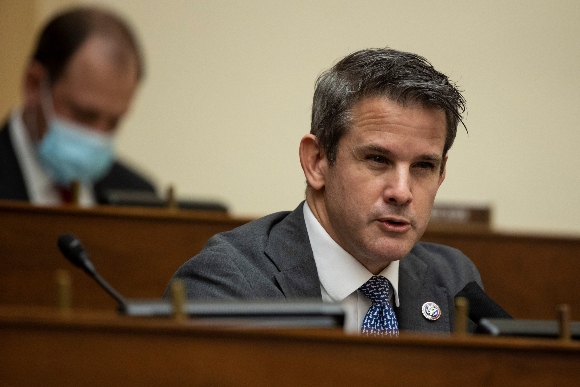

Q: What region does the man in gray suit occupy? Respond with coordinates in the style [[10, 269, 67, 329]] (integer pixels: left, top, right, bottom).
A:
[[167, 48, 485, 334]]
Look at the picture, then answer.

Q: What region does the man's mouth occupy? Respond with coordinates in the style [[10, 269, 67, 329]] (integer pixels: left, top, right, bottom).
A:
[[378, 217, 412, 232]]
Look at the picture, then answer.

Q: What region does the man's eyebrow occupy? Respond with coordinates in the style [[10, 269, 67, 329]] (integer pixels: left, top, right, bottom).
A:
[[419, 154, 443, 163], [353, 144, 393, 156]]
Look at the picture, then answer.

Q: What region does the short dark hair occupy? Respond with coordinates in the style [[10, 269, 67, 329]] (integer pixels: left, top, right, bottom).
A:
[[311, 48, 466, 163], [31, 6, 143, 83]]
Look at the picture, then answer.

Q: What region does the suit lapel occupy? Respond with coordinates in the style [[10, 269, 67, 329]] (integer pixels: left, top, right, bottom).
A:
[[0, 120, 30, 201], [264, 202, 322, 300], [395, 249, 452, 333]]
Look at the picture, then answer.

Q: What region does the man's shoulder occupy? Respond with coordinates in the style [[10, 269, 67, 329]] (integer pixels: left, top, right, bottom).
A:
[[406, 241, 482, 286], [94, 160, 156, 195], [190, 200, 312, 272], [201, 209, 296, 256], [0, 119, 28, 201], [167, 205, 307, 300], [0, 119, 9, 133], [0, 119, 13, 149], [412, 241, 470, 262]]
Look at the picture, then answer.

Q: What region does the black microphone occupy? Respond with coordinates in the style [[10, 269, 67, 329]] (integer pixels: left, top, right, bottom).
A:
[[55, 235, 346, 326], [455, 281, 512, 323], [57, 234, 127, 310]]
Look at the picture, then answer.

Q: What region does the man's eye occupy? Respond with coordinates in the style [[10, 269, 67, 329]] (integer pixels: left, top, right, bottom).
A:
[[367, 155, 387, 164], [415, 162, 436, 170]]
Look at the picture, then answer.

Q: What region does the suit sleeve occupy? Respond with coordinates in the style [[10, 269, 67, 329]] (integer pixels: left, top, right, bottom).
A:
[[164, 232, 286, 301]]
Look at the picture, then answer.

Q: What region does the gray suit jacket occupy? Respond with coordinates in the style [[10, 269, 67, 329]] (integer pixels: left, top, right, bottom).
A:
[[168, 202, 483, 333]]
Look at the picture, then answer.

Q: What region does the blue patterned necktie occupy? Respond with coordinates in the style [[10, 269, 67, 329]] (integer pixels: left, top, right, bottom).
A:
[[359, 276, 399, 336]]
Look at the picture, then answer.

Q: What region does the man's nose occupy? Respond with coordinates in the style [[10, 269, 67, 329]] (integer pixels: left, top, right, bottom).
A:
[[383, 168, 412, 205]]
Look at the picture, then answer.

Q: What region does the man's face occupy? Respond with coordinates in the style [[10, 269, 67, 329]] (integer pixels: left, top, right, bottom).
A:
[[317, 97, 447, 274], [44, 36, 139, 135]]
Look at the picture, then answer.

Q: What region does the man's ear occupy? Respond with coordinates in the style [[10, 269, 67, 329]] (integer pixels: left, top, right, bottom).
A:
[[299, 134, 328, 191], [23, 61, 46, 108], [438, 154, 448, 186]]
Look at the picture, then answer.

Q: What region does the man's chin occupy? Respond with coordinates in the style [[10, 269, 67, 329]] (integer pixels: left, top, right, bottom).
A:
[[359, 252, 404, 274], [373, 239, 416, 262]]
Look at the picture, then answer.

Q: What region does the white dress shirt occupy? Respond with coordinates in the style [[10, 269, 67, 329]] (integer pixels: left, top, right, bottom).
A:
[[303, 201, 399, 333], [8, 108, 96, 206]]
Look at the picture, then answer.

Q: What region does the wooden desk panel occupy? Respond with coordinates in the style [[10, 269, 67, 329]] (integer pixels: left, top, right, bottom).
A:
[[421, 230, 580, 320], [0, 201, 250, 309], [1, 306, 579, 386], [1, 201, 579, 321]]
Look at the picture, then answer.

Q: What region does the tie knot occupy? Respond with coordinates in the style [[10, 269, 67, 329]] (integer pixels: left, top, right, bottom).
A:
[[55, 184, 73, 203], [359, 276, 392, 305]]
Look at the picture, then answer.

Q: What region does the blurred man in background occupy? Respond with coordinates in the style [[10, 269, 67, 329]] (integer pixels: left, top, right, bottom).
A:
[[0, 6, 156, 206]]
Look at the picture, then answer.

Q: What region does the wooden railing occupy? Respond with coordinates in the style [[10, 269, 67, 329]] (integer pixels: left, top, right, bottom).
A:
[[1, 305, 579, 386]]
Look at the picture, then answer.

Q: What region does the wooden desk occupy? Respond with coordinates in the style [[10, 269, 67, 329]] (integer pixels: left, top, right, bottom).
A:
[[421, 228, 580, 320], [0, 200, 250, 309], [1, 201, 579, 320], [1, 306, 578, 386]]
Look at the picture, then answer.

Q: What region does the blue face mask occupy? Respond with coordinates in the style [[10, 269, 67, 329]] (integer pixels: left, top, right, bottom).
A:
[[37, 117, 114, 185], [36, 84, 115, 185]]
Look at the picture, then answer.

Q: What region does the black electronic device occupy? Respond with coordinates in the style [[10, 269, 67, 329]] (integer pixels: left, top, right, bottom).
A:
[[454, 281, 512, 323], [97, 189, 229, 212], [452, 282, 579, 340], [478, 318, 580, 339]]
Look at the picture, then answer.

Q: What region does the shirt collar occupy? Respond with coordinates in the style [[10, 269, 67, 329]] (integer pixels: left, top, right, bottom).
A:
[[10, 108, 58, 203], [303, 201, 400, 307]]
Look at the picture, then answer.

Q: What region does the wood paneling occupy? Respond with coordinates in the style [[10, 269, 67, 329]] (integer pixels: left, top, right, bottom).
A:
[[1, 306, 579, 386], [1, 200, 579, 320], [0, 200, 250, 309], [421, 229, 580, 320]]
